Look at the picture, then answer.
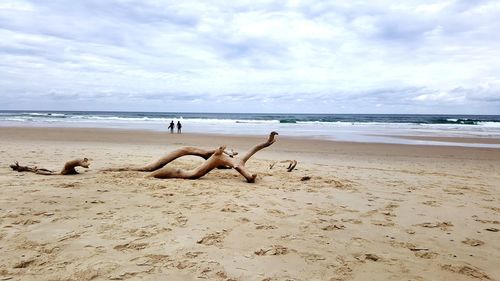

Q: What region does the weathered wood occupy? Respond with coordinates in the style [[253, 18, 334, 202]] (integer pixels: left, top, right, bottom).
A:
[[284, 160, 298, 172], [60, 158, 90, 175], [103, 147, 238, 172], [149, 131, 278, 182], [10, 158, 90, 175], [269, 159, 297, 172]]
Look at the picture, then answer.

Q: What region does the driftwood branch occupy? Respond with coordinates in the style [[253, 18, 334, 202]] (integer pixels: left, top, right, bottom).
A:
[[240, 132, 278, 164], [10, 158, 90, 175], [149, 131, 279, 182], [103, 147, 238, 172], [283, 160, 298, 172], [268, 159, 298, 172]]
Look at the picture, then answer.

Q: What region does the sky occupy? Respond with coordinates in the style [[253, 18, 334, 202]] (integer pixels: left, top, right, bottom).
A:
[[0, 0, 499, 114]]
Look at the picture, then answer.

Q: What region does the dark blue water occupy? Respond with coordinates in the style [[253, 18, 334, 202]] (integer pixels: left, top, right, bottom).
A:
[[1, 110, 499, 125]]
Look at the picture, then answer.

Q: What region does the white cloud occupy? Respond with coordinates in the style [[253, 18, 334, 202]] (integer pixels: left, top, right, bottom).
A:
[[0, 0, 499, 113]]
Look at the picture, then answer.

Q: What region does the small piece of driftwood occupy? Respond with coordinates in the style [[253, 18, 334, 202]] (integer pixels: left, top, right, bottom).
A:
[[269, 160, 298, 172], [10, 158, 90, 175]]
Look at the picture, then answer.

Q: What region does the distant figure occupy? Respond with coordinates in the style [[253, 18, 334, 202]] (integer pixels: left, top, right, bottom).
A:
[[177, 121, 182, 133], [168, 120, 174, 133]]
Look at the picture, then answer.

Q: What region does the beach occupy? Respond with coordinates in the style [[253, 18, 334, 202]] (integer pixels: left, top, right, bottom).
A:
[[0, 127, 499, 281]]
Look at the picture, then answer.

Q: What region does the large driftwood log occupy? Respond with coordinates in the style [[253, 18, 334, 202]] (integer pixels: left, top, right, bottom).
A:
[[148, 131, 278, 182], [103, 147, 238, 172], [10, 158, 90, 175]]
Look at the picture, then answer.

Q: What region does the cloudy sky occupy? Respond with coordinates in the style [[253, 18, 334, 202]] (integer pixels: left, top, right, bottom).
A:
[[1, 0, 499, 113]]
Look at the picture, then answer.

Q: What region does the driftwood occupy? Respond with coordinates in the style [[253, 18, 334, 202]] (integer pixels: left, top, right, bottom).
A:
[[9, 132, 277, 182], [284, 160, 298, 172], [148, 131, 279, 182], [10, 158, 90, 175], [269, 160, 298, 172], [103, 148, 238, 172]]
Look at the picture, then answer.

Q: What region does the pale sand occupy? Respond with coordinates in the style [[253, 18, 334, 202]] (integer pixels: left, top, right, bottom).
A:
[[0, 127, 499, 281]]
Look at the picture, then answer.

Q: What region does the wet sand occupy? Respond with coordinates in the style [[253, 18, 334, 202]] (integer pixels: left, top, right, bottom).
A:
[[389, 135, 500, 145], [0, 127, 499, 280]]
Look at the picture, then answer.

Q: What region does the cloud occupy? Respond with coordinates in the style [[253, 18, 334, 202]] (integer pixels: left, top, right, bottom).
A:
[[0, 0, 499, 113]]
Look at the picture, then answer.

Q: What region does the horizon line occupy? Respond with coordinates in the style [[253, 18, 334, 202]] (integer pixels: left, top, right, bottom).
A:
[[0, 109, 499, 116]]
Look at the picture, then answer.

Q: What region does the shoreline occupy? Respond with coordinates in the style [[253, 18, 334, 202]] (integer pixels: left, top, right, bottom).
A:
[[2, 114, 500, 148], [1, 126, 500, 163], [3, 124, 500, 147], [388, 134, 500, 145]]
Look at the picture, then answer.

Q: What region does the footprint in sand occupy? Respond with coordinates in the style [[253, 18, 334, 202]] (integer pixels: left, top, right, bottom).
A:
[[255, 224, 277, 230], [414, 251, 438, 259], [461, 238, 485, 247], [173, 215, 188, 227], [41, 199, 59, 204], [131, 254, 172, 266], [443, 188, 464, 195], [313, 208, 336, 216], [127, 226, 172, 238], [175, 260, 197, 270], [58, 231, 83, 242], [371, 220, 395, 227], [321, 224, 345, 231], [13, 258, 36, 269], [197, 230, 229, 247], [266, 209, 294, 218], [114, 241, 149, 251], [108, 265, 154, 280], [300, 253, 326, 263], [220, 204, 249, 213], [441, 264, 490, 280], [422, 200, 441, 207], [323, 178, 355, 190], [341, 218, 362, 224], [185, 251, 205, 258], [56, 182, 82, 189], [416, 221, 453, 231], [382, 202, 399, 211], [84, 244, 106, 253], [254, 245, 292, 256], [12, 218, 40, 225], [354, 253, 382, 262], [472, 215, 499, 225], [151, 192, 174, 199], [237, 217, 251, 223], [405, 229, 416, 234], [380, 211, 396, 217]]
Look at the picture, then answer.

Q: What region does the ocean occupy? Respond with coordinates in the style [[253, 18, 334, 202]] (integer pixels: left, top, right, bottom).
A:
[[1, 110, 500, 147]]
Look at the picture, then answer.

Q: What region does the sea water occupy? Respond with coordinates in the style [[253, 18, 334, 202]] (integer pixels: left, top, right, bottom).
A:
[[1, 111, 500, 147]]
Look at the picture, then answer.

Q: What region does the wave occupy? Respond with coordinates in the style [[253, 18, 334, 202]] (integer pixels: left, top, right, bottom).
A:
[[26, 112, 66, 117], [440, 118, 479, 125]]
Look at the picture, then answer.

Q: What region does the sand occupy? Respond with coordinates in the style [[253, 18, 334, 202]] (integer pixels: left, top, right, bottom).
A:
[[0, 127, 499, 281]]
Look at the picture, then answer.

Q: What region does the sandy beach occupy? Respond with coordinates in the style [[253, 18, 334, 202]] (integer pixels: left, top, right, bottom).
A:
[[0, 127, 499, 281]]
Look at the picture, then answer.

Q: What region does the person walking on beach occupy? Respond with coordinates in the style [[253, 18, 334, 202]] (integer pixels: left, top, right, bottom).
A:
[[168, 120, 174, 133], [177, 121, 182, 133]]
